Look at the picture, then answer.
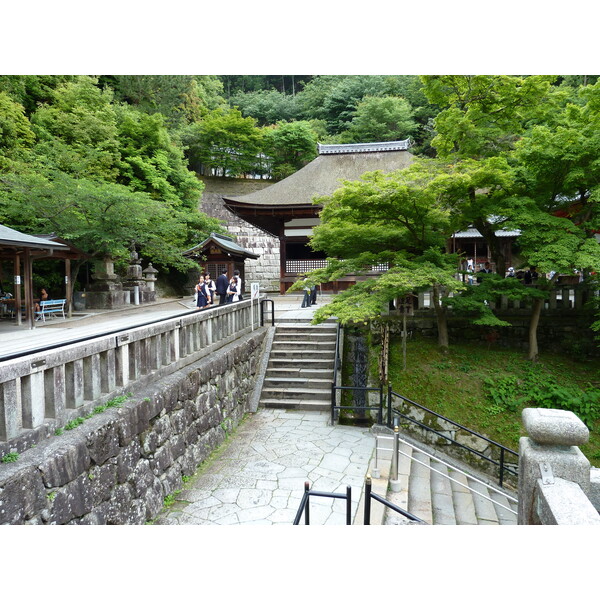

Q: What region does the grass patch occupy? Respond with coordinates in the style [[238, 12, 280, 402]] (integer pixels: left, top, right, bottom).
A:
[[388, 335, 600, 467]]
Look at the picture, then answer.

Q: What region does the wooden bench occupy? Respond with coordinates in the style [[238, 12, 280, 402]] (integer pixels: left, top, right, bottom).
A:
[[36, 299, 67, 322]]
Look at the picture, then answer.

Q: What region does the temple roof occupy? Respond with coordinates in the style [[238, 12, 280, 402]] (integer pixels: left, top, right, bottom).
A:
[[183, 232, 259, 260], [223, 141, 414, 209]]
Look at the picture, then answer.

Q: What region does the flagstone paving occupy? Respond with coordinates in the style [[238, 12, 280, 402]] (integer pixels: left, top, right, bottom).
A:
[[152, 409, 375, 525]]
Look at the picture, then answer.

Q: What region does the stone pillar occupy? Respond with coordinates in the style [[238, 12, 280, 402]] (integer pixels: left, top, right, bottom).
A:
[[518, 407, 591, 524]]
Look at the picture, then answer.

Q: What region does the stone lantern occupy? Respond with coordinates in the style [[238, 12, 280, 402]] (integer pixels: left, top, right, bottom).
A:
[[143, 262, 159, 293]]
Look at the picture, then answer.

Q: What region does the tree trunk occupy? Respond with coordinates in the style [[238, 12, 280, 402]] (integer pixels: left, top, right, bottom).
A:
[[431, 285, 449, 352], [527, 297, 543, 361], [474, 217, 507, 276]]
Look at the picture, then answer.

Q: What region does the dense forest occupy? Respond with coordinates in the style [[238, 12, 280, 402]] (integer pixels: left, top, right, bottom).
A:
[[0, 74, 598, 296]]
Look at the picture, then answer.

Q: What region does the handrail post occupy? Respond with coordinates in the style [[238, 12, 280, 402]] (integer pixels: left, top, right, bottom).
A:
[[499, 446, 505, 488], [378, 386, 383, 425], [346, 485, 352, 525], [304, 481, 310, 525], [331, 384, 336, 425], [387, 384, 392, 429], [390, 426, 401, 492], [364, 475, 372, 525]]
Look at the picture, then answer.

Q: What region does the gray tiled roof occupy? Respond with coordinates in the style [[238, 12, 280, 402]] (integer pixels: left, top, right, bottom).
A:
[[183, 233, 259, 259], [0, 224, 68, 250], [452, 227, 521, 238]]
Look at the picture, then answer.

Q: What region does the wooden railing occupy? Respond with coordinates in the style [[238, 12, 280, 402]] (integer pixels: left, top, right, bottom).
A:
[[0, 299, 262, 451]]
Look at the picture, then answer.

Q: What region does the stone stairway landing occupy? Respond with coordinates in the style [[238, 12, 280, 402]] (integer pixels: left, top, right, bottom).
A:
[[259, 323, 337, 411]]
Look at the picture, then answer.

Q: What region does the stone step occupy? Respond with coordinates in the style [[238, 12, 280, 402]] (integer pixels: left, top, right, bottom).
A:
[[260, 387, 331, 400], [271, 340, 337, 351], [263, 377, 333, 389], [269, 350, 336, 361], [469, 479, 502, 525], [407, 451, 433, 524], [275, 324, 337, 333], [258, 397, 331, 411], [430, 461, 457, 525], [274, 332, 337, 342], [266, 367, 334, 379], [448, 470, 479, 525], [489, 489, 518, 525], [267, 358, 335, 370]]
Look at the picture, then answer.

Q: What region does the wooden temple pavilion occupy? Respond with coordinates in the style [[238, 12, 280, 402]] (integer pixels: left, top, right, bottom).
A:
[[183, 232, 259, 285], [0, 224, 72, 328], [222, 140, 414, 293]]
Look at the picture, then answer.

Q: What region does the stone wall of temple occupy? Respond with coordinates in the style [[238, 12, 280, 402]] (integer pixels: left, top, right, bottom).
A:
[[198, 177, 280, 293]]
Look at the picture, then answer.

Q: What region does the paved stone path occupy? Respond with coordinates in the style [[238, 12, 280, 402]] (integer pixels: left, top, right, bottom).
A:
[[153, 409, 375, 525]]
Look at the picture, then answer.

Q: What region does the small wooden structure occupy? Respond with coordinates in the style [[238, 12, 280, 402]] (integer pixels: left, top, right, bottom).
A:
[[0, 224, 69, 328], [183, 232, 259, 286]]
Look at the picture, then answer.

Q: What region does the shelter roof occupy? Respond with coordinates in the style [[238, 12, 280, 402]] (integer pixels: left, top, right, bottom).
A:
[[222, 141, 414, 209], [183, 232, 259, 260], [0, 224, 69, 251]]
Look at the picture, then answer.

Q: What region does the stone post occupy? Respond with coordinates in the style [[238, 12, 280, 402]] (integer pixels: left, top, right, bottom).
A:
[[518, 407, 591, 524]]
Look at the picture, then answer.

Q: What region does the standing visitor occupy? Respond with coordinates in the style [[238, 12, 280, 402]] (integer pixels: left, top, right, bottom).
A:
[[204, 273, 216, 306], [227, 276, 241, 302], [233, 270, 243, 300], [216, 269, 229, 305], [195, 276, 211, 310]]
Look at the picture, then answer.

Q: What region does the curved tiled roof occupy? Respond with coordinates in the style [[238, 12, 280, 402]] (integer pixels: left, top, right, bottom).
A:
[[223, 146, 414, 208]]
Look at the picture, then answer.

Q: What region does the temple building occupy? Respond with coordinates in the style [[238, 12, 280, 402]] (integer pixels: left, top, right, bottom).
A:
[[222, 140, 414, 293]]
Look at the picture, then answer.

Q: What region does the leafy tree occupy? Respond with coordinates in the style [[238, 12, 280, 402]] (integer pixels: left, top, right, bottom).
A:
[[230, 89, 301, 125], [180, 107, 265, 177], [114, 104, 204, 210], [296, 161, 466, 349], [340, 95, 417, 143], [421, 75, 560, 158], [0, 92, 36, 151], [264, 120, 317, 179], [101, 75, 226, 126], [0, 171, 222, 295]]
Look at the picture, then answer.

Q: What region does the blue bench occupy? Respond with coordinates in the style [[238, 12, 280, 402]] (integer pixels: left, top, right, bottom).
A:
[[36, 299, 67, 322]]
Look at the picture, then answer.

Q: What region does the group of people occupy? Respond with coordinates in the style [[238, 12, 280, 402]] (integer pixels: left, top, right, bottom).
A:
[[195, 270, 243, 310]]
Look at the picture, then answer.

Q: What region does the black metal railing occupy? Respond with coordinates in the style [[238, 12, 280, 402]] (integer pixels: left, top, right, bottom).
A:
[[331, 385, 385, 426], [363, 476, 425, 525], [260, 298, 275, 326], [293, 481, 352, 525], [389, 388, 518, 487]]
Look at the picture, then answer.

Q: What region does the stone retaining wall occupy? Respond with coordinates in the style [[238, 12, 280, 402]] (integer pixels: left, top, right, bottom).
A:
[[0, 330, 266, 525]]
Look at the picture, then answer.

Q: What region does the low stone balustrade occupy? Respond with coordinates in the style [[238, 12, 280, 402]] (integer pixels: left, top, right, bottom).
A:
[[518, 407, 600, 525], [0, 299, 261, 456]]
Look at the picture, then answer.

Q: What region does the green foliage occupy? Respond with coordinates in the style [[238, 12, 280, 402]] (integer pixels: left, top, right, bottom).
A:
[[230, 89, 301, 125], [264, 120, 318, 179], [340, 95, 417, 143], [1, 452, 19, 463], [484, 366, 600, 428], [180, 107, 265, 177], [421, 75, 559, 158]]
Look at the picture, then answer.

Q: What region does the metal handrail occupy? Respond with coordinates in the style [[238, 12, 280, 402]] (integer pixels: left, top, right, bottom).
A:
[[363, 475, 425, 525], [332, 385, 384, 425], [377, 434, 518, 515], [293, 481, 352, 525], [260, 298, 275, 326], [390, 389, 518, 486]]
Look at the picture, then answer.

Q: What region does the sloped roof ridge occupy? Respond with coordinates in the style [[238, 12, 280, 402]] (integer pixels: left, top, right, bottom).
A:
[[318, 139, 412, 154]]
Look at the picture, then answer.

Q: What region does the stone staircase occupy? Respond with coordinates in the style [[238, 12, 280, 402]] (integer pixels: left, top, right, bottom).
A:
[[369, 434, 518, 525], [259, 323, 337, 411]]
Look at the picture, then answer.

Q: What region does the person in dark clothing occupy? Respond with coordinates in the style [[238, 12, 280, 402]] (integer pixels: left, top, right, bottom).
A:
[[310, 284, 317, 305], [216, 269, 229, 305], [524, 266, 538, 285], [477, 261, 493, 283]]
